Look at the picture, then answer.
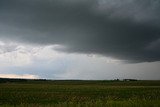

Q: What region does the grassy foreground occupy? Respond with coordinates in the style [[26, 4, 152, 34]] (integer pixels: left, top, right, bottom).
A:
[[0, 80, 160, 107]]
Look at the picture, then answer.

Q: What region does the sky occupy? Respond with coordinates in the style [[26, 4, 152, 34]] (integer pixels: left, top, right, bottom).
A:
[[0, 0, 160, 80]]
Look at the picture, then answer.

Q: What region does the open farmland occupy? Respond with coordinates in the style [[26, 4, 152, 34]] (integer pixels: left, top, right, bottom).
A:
[[0, 79, 160, 107]]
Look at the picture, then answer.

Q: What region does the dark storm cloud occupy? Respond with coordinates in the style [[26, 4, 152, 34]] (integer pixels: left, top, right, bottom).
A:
[[0, 0, 160, 62]]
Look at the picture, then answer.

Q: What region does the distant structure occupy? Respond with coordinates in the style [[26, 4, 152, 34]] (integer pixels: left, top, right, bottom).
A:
[[113, 79, 138, 81], [123, 79, 138, 81], [114, 79, 120, 81]]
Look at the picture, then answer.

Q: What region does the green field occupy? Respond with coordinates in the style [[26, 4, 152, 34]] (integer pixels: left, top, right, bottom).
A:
[[0, 80, 160, 107]]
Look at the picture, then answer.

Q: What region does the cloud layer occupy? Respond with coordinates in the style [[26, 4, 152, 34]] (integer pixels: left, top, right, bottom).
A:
[[0, 0, 160, 62], [0, 41, 159, 80]]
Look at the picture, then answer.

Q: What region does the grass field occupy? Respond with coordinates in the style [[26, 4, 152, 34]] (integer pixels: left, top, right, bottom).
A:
[[0, 80, 160, 107]]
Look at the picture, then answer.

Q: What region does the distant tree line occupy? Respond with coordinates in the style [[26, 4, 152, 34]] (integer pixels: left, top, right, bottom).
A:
[[0, 78, 47, 83], [0, 78, 138, 83]]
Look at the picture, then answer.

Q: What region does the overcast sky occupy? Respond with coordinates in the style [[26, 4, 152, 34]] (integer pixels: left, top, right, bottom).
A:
[[0, 0, 160, 80]]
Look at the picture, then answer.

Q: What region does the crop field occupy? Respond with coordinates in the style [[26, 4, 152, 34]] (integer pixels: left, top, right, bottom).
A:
[[0, 80, 160, 107]]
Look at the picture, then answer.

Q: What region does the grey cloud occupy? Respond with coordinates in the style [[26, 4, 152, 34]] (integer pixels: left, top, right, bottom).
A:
[[0, 0, 160, 62], [96, 0, 160, 22], [146, 38, 160, 51], [0, 44, 17, 54]]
